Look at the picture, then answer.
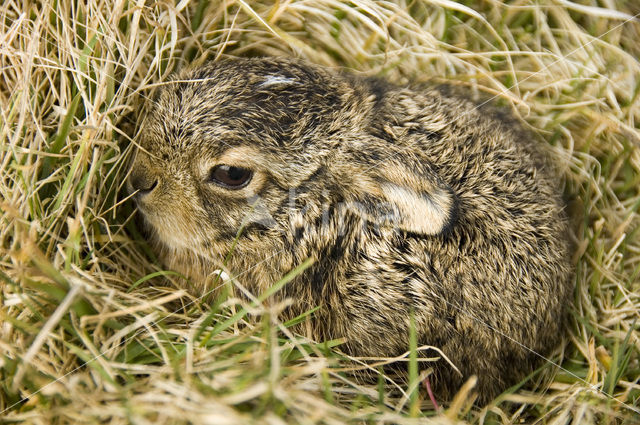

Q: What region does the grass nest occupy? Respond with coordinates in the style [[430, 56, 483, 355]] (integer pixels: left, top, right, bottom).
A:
[[1, 1, 639, 423]]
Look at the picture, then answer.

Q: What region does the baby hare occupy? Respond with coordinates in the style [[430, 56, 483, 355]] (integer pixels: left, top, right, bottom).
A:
[[128, 57, 573, 403]]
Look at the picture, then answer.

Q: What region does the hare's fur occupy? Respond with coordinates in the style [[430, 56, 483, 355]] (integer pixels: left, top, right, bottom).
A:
[[129, 57, 572, 402]]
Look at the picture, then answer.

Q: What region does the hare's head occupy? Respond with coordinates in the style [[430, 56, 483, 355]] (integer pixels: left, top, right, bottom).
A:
[[128, 58, 456, 261]]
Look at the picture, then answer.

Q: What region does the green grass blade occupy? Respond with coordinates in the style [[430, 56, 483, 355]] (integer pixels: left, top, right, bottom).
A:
[[200, 258, 314, 346]]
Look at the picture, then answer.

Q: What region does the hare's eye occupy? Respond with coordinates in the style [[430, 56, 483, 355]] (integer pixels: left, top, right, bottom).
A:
[[208, 165, 252, 189]]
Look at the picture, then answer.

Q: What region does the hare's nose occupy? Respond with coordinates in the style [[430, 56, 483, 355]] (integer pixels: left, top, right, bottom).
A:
[[128, 170, 159, 198]]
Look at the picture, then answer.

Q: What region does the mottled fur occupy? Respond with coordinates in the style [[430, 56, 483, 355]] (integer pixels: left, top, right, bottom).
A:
[[128, 57, 573, 403]]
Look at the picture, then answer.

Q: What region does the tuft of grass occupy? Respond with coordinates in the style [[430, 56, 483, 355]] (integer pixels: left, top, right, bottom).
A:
[[1, 0, 639, 423]]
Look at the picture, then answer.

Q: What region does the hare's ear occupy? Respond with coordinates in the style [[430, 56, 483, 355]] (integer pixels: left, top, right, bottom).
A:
[[345, 163, 457, 236]]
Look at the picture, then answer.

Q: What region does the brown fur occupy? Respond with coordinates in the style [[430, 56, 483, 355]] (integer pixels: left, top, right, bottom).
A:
[[128, 57, 573, 404]]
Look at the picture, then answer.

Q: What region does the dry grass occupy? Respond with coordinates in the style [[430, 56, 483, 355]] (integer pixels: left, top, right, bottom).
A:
[[1, 0, 639, 423]]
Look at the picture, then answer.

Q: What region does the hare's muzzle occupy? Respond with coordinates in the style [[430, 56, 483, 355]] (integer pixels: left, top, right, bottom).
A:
[[128, 171, 158, 199]]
